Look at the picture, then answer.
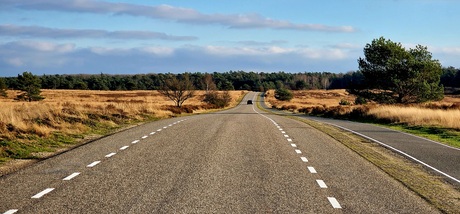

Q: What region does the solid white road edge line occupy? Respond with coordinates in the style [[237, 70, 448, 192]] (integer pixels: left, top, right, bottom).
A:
[[327, 197, 342, 208], [63, 172, 80, 181], [319, 121, 460, 184], [31, 188, 55, 199]]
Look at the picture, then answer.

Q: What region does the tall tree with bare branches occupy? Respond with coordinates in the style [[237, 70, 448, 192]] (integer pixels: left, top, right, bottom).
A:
[[159, 74, 195, 107]]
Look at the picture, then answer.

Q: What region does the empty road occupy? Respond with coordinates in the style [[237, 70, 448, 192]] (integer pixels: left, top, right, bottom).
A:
[[1, 92, 438, 213]]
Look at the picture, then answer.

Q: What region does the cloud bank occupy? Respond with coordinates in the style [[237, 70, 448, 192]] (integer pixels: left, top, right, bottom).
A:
[[0, 40, 360, 76], [0, 24, 197, 41], [2, 0, 356, 32]]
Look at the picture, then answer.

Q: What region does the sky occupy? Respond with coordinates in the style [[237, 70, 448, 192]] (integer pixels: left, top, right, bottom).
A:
[[0, 0, 459, 77]]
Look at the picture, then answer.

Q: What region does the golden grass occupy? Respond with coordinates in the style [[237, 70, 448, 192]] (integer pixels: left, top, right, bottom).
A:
[[265, 89, 460, 130], [0, 89, 243, 142], [368, 106, 460, 129]]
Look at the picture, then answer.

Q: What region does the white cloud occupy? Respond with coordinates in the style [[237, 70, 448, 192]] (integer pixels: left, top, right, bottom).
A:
[[0, 24, 198, 41], [3, 0, 356, 33]]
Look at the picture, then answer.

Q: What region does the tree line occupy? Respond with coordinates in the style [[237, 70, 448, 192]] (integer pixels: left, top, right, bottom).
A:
[[2, 68, 458, 92]]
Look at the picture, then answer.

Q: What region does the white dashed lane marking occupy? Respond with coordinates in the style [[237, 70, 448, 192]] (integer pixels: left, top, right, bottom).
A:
[[157, 129, 162, 132], [295, 149, 302, 154], [87, 161, 101, 168], [307, 166, 317, 173], [120, 146, 129, 150], [284, 135, 289, 138], [150, 132, 156, 135], [63, 172, 80, 181], [301, 157, 308, 162], [328, 197, 342, 208], [291, 144, 297, 148], [287, 139, 293, 142], [131, 140, 140, 144], [141, 136, 148, 139], [4, 209, 18, 214], [31, 188, 54, 199], [105, 152, 116, 158], [316, 180, 328, 188]]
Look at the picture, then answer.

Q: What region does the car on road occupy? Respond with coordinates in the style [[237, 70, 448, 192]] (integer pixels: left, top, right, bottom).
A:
[[247, 100, 253, 104]]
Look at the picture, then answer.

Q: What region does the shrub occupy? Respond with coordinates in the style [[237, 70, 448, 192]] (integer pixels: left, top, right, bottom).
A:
[[339, 99, 351, 105], [275, 88, 293, 101], [354, 96, 368, 105], [203, 91, 232, 108]]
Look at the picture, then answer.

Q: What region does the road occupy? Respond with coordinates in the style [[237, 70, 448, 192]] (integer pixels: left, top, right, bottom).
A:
[[259, 93, 460, 186], [1, 92, 439, 213]]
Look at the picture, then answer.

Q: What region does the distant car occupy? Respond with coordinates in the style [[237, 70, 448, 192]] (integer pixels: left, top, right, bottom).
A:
[[247, 100, 253, 104]]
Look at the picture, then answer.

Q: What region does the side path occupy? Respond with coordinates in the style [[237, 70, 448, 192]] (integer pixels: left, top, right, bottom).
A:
[[257, 93, 460, 186]]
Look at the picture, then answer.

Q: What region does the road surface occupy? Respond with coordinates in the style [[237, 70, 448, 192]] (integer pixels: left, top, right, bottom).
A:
[[1, 92, 438, 213], [259, 93, 460, 186]]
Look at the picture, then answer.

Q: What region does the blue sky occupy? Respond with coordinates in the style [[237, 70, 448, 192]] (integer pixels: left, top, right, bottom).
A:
[[0, 0, 459, 76]]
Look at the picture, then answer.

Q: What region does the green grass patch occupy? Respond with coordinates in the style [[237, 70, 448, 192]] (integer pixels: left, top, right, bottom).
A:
[[383, 124, 460, 148]]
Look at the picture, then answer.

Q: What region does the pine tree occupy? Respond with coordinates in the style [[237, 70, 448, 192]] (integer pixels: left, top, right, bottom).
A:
[[16, 71, 44, 102]]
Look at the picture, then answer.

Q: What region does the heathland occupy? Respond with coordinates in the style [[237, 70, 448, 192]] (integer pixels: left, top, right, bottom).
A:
[[265, 89, 460, 148], [0, 90, 244, 174]]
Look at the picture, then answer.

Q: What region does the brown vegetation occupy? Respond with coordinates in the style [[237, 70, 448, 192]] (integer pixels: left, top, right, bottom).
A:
[[0, 90, 244, 168], [265, 89, 460, 130]]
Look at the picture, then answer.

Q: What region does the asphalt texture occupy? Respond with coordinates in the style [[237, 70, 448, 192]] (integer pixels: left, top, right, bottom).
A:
[[260, 93, 460, 186], [0, 92, 439, 213]]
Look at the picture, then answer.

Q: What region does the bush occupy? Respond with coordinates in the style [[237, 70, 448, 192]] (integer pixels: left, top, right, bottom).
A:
[[354, 96, 368, 105], [275, 88, 293, 101], [339, 99, 351, 105], [203, 91, 232, 108]]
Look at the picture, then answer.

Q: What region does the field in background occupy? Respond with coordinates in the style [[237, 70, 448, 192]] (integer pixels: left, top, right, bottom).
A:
[[265, 89, 460, 147], [0, 90, 244, 170]]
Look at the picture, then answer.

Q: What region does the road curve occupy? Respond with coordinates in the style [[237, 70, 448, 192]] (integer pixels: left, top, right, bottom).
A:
[[259, 93, 460, 186], [1, 92, 439, 213]]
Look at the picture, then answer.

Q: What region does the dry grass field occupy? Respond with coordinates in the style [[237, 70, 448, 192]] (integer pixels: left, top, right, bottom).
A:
[[0, 90, 244, 167], [266, 89, 460, 130]]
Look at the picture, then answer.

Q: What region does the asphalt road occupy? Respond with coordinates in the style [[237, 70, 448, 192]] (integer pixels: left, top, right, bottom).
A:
[[259, 93, 460, 186], [1, 92, 439, 213]]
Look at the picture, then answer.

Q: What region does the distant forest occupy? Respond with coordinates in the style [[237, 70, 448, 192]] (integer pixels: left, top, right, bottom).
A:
[[3, 67, 460, 93]]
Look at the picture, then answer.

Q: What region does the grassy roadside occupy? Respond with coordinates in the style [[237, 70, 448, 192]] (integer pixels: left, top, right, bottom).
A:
[[257, 96, 460, 213], [0, 90, 247, 176]]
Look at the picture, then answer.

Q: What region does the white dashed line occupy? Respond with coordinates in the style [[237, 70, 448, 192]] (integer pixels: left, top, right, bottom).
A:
[[150, 132, 156, 135], [307, 166, 317, 173], [295, 149, 302, 154], [141, 136, 148, 139], [281, 131, 286, 134], [120, 146, 129, 150], [4, 209, 18, 214], [169, 124, 173, 126], [157, 129, 162, 132], [163, 126, 168, 129], [284, 135, 289, 138], [279, 128, 283, 131], [301, 157, 308, 162], [291, 144, 297, 148], [316, 180, 328, 188], [131, 140, 140, 144], [31, 188, 54, 199], [63, 172, 80, 181], [327, 197, 342, 208], [87, 161, 101, 168], [287, 139, 293, 142], [105, 152, 116, 158]]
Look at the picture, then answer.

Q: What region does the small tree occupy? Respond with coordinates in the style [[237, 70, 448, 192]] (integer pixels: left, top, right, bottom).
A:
[[356, 37, 443, 103], [275, 88, 293, 101], [0, 78, 7, 97], [159, 74, 195, 107], [16, 71, 44, 102]]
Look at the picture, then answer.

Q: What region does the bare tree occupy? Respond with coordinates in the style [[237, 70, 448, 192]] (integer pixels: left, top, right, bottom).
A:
[[159, 74, 195, 107], [203, 73, 216, 93]]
